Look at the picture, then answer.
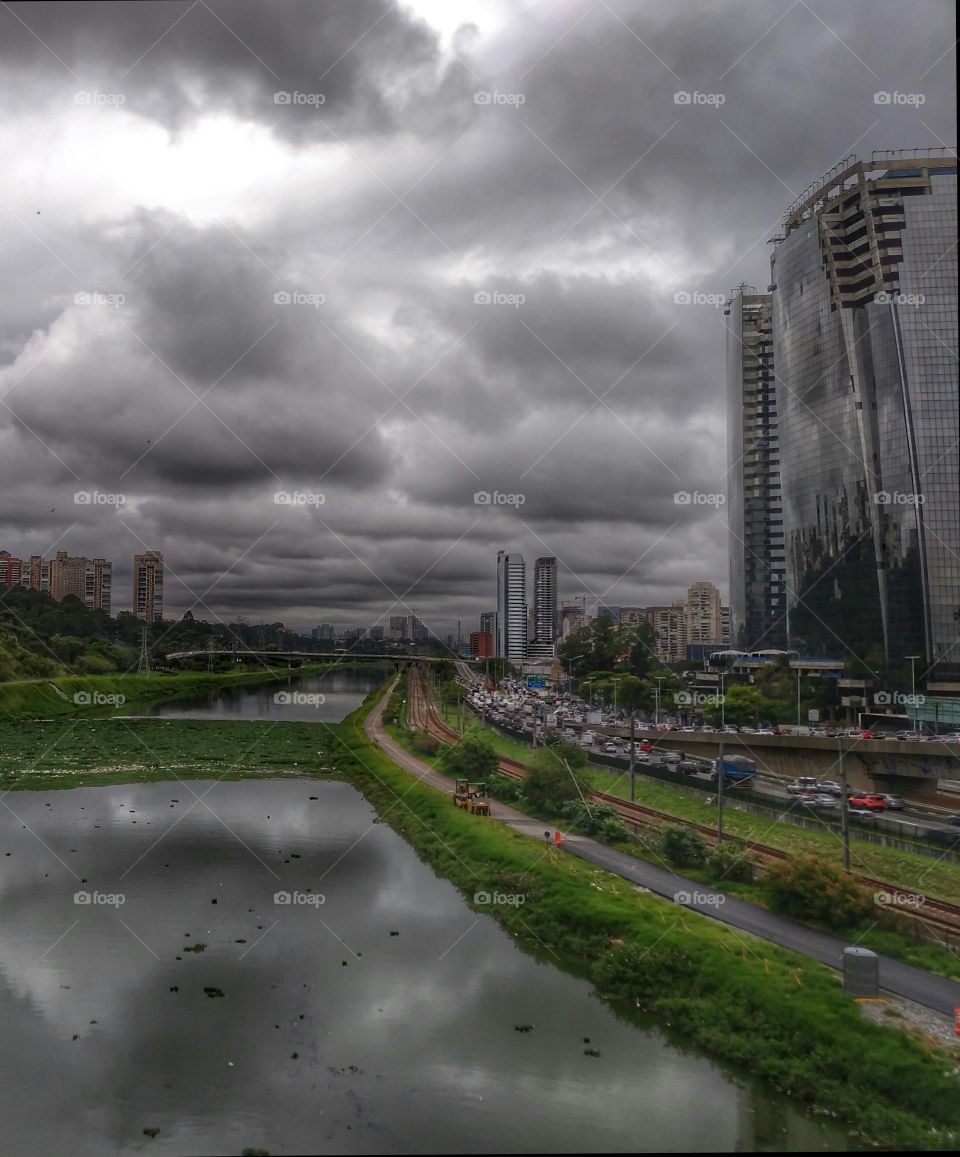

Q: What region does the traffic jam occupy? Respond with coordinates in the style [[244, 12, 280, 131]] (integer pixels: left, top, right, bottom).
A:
[[463, 677, 960, 832]]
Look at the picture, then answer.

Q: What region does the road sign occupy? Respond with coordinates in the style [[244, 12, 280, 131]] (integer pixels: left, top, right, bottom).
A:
[[527, 676, 547, 688], [808, 709, 820, 722]]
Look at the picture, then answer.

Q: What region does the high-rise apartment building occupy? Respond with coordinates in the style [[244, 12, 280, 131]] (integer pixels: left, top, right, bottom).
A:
[[533, 556, 558, 646], [559, 604, 585, 641], [133, 550, 163, 623], [724, 286, 787, 650], [470, 630, 494, 658], [686, 581, 723, 646], [0, 550, 23, 587], [645, 603, 687, 663], [770, 150, 958, 676], [496, 550, 527, 662], [48, 551, 112, 614]]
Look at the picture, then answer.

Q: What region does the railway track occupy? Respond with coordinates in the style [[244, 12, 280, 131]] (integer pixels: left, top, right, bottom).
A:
[[407, 669, 960, 938]]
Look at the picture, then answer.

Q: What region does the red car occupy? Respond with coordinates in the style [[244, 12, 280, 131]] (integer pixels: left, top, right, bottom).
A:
[[849, 793, 887, 811]]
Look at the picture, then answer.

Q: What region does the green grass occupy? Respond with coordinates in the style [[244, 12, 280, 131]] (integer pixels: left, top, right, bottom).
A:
[[338, 683, 960, 1151], [0, 717, 343, 791]]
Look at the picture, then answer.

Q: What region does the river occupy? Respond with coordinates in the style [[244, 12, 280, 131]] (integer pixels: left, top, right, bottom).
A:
[[0, 671, 852, 1153]]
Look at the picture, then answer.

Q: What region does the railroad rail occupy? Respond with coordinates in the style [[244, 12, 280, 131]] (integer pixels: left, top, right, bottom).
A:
[[407, 669, 960, 938]]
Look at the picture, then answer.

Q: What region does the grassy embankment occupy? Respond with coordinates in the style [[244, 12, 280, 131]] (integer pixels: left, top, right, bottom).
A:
[[338, 681, 960, 1150], [439, 702, 960, 908]]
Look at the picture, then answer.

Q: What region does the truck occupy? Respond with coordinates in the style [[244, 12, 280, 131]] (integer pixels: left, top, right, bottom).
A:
[[710, 754, 757, 783], [580, 731, 596, 748]]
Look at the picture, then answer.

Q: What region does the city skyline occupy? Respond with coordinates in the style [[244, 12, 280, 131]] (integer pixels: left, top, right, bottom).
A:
[[0, 2, 954, 665]]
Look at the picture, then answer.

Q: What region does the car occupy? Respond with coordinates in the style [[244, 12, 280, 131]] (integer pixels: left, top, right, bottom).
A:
[[895, 730, 925, 742], [848, 807, 879, 820], [874, 793, 905, 810], [677, 759, 702, 774], [602, 742, 619, 754], [660, 750, 683, 765], [849, 793, 887, 811], [787, 777, 822, 795], [754, 728, 776, 736], [797, 794, 837, 809]]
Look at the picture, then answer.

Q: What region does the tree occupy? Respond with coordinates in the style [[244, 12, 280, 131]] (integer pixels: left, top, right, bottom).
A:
[[622, 621, 658, 678], [522, 743, 590, 814], [444, 731, 499, 779], [559, 617, 620, 680]]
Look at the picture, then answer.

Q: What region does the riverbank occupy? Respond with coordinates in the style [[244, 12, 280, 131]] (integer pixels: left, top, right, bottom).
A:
[[338, 680, 960, 1150], [0, 661, 393, 718]]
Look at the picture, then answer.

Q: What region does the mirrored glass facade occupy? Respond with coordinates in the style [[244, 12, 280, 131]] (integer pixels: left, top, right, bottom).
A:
[[770, 154, 958, 678]]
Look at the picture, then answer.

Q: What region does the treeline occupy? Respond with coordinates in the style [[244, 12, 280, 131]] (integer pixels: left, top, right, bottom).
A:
[[0, 588, 325, 681]]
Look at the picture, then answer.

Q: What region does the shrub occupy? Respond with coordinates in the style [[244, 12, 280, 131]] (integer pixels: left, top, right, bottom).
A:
[[443, 731, 499, 779], [412, 733, 440, 756], [658, 824, 708, 868], [486, 772, 524, 801], [762, 854, 874, 930], [706, 843, 756, 884], [522, 746, 591, 815], [560, 800, 629, 841]]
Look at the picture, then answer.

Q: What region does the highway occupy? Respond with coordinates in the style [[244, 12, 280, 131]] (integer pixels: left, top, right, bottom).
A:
[[364, 676, 960, 1016]]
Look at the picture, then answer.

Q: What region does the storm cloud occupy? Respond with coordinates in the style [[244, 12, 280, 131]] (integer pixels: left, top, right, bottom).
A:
[[0, 0, 955, 637]]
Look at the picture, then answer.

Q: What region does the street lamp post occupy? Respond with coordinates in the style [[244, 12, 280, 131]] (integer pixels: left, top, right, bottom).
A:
[[655, 676, 665, 727], [905, 655, 921, 733], [796, 668, 802, 731]]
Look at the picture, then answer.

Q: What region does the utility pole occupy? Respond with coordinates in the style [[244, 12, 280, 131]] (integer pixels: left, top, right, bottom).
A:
[[796, 668, 802, 730], [838, 735, 850, 870], [716, 732, 725, 842], [138, 626, 151, 675], [629, 713, 636, 801]]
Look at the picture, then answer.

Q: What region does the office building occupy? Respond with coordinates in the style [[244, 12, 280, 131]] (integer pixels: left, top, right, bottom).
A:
[[470, 630, 494, 658], [133, 550, 163, 623], [770, 150, 958, 676], [533, 556, 559, 645], [368, 625, 384, 641], [559, 603, 585, 640], [724, 285, 787, 650], [479, 610, 496, 638], [496, 550, 527, 662]]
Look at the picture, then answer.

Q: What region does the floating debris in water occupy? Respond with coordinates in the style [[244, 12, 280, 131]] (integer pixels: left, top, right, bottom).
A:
[[203, 986, 225, 998], [583, 1047, 601, 1057], [143, 1126, 160, 1138], [514, 1024, 534, 1033], [328, 1065, 361, 1075]]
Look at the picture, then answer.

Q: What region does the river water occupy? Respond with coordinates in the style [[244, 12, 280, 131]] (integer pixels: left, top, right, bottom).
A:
[[0, 673, 852, 1153]]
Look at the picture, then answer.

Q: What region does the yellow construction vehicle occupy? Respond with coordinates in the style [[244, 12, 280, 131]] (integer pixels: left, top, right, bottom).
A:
[[452, 779, 490, 815]]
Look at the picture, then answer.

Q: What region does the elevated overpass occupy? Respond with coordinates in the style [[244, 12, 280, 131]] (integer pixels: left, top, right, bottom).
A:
[[164, 650, 445, 664], [617, 728, 960, 797]]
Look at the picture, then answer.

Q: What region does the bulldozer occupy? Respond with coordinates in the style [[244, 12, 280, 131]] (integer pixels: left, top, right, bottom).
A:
[[452, 779, 490, 816]]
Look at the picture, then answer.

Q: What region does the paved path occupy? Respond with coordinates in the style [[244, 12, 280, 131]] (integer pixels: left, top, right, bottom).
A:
[[364, 680, 960, 1015]]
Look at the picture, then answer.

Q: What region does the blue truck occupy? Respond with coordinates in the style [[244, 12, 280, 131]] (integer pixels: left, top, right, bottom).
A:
[[710, 754, 757, 783]]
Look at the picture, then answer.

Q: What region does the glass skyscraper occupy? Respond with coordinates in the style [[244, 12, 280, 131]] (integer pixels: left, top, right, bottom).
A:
[[724, 286, 787, 649], [769, 150, 958, 678]]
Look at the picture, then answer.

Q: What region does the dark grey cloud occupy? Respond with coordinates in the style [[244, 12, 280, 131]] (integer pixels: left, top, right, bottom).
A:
[[0, 0, 955, 636]]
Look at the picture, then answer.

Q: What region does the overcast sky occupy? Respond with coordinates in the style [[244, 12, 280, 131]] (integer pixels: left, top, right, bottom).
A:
[[0, 0, 955, 638]]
